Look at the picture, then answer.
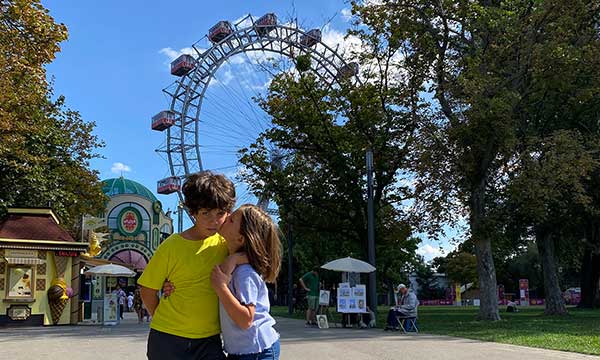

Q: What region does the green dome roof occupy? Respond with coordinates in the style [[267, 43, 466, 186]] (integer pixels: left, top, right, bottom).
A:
[[102, 177, 158, 202]]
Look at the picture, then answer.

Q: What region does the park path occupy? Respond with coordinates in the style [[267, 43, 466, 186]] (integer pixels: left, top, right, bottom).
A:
[[0, 313, 597, 360]]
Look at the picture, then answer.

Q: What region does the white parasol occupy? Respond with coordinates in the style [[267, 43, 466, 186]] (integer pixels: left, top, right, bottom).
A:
[[84, 264, 136, 277], [321, 257, 376, 273]]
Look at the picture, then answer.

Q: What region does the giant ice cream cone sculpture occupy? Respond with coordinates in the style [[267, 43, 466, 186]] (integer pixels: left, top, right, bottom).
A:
[[47, 278, 69, 325], [49, 298, 68, 325]]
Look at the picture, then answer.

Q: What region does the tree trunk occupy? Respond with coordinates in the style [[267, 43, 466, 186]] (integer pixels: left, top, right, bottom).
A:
[[579, 222, 600, 308], [578, 248, 600, 308], [474, 237, 501, 320], [470, 189, 501, 321], [536, 227, 567, 315]]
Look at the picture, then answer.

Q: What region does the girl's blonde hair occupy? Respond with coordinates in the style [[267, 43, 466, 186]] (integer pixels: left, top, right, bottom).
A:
[[238, 204, 282, 283]]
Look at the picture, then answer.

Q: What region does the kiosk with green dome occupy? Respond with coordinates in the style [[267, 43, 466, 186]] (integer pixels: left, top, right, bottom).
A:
[[99, 177, 173, 270], [82, 177, 173, 323]]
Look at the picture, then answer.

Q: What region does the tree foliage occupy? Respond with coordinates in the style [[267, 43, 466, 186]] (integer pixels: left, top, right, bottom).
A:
[[0, 0, 107, 232], [413, 260, 446, 300], [352, 0, 600, 318], [239, 57, 422, 289], [446, 251, 478, 286]]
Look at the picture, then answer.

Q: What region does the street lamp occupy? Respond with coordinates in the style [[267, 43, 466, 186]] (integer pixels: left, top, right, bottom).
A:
[[366, 149, 377, 313]]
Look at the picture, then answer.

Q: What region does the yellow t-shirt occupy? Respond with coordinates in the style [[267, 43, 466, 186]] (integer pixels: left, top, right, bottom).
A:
[[137, 233, 228, 339]]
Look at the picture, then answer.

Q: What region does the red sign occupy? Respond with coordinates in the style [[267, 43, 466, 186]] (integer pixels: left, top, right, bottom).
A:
[[519, 279, 529, 305], [55, 251, 79, 257], [122, 211, 138, 232]]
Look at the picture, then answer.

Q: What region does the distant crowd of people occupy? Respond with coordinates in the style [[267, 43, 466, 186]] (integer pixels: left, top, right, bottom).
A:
[[111, 285, 150, 322]]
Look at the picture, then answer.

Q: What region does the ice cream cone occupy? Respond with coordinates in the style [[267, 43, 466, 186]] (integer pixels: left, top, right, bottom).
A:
[[49, 299, 68, 325]]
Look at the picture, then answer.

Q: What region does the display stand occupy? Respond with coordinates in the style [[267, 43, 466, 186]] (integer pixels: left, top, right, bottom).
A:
[[336, 283, 368, 328]]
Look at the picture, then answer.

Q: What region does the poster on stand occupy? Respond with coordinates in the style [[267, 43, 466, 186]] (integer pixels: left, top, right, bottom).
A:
[[358, 299, 366, 312], [317, 315, 329, 329], [337, 297, 347, 312], [92, 276, 103, 300], [319, 290, 330, 306], [349, 298, 356, 310], [337, 283, 367, 313], [353, 285, 366, 312], [338, 287, 351, 297], [103, 293, 119, 325], [353, 285, 366, 298]]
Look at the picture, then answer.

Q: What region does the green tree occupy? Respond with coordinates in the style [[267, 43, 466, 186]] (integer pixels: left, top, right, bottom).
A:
[[498, 243, 543, 297], [579, 169, 600, 308], [508, 132, 597, 314], [431, 256, 448, 275], [352, 0, 600, 319], [240, 58, 422, 298], [353, 0, 525, 321], [446, 251, 478, 286], [500, 0, 600, 312], [413, 260, 445, 300], [0, 0, 107, 232]]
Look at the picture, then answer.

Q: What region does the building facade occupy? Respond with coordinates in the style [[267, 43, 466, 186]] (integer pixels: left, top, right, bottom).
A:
[[98, 177, 173, 271], [0, 208, 88, 326]]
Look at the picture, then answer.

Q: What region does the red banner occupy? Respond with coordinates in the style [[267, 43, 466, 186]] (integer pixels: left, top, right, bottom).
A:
[[519, 279, 529, 305]]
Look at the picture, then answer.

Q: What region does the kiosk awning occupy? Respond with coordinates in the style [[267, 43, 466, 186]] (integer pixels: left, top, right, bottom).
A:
[[3, 257, 46, 265]]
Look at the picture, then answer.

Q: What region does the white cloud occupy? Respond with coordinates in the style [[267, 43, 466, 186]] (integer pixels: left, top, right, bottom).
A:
[[159, 47, 197, 61], [221, 70, 234, 85], [280, 20, 299, 30], [209, 69, 234, 88], [111, 162, 131, 175], [243, 49, 277, 65], [341, 8, 353, 22], [417, 244, 444, 260], [250, 78, 272, 91], [320, 24, 363, 55], [228, 55, 246, 65]]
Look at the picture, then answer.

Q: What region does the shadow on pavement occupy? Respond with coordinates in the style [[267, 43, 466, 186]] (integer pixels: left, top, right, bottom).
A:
[[274, 317, 484, 345], [0, 312, 150, 342]]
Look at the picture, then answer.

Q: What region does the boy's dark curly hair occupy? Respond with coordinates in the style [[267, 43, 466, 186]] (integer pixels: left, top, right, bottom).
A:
[[182, 171, 236, 214]]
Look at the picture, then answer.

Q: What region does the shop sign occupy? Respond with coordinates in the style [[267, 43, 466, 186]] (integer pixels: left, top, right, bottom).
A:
[[5, 249, 37, 258], [55, 251, 79, 257]]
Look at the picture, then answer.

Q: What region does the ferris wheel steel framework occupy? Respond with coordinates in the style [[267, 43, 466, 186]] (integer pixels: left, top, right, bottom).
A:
[[156, 14, 365, 315], [157, 16, 359, 218]]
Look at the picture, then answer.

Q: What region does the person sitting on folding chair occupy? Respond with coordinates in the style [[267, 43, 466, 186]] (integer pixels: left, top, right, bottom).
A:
[[385, 283, 419, 331]]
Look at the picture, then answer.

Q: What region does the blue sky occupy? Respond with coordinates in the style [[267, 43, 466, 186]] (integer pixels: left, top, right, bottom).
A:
[[43, 0, 454, 261]]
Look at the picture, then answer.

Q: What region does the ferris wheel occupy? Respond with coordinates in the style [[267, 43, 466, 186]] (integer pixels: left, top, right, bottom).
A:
[[151, 13, 359, 229]]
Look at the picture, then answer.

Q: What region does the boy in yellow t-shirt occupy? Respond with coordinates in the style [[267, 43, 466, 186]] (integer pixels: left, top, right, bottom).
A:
[[138, 171, 236, 360]]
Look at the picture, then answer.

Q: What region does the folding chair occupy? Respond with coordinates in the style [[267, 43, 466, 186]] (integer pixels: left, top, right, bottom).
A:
[[395, 315, 419, 333]]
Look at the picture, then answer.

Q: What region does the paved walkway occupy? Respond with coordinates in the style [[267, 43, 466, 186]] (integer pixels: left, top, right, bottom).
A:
[[0, 313, 597, 360]]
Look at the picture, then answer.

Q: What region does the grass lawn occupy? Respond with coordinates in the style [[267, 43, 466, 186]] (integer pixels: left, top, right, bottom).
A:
[[271, 305, 600, 355]]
